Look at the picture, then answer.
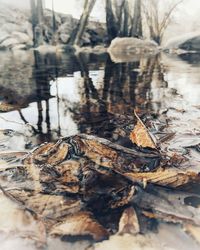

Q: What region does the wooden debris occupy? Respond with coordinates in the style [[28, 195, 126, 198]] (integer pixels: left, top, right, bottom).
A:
[[130, 110, 156, 149], [50, 211, 109, 241], [118, 207, 140, 235]]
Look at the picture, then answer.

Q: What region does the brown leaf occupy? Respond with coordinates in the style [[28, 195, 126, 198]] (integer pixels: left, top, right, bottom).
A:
[[185, 224, 200, 243], [0, 191, 46, 246], [109, 186, 136, 209], [0, 103, 20, 112], [125, 167, 200, 188], [6, 190, 82, 220], [118, 207, 140, 235], [50, 211, 109, 241], [73, 134, 160, 174], [130, 110, 156, 148], [24, 141, 69, 166]]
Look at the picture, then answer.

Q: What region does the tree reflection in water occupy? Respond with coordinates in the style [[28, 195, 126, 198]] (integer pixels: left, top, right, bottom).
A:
[[0, 50, 188, 149]]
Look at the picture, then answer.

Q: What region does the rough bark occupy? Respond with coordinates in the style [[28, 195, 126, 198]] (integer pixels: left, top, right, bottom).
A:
[[30, 0, 44, 47], [130, 0, 142, 38], [37, 0, 44, 24], [105, 0, 119, 42]]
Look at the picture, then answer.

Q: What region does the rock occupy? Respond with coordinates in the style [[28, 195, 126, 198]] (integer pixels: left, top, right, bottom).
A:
[[44, 9, 62, 27], [2, 23, 23, 34], [60, 34, 70, 44], [1, 38, 20, 48], [108, 37, 159, 63], [108, 37, 158, 53], [12, 32, 31, 44], [179, 36, 200, 51], [165, 32, 200, 52], [34, 45, 63, 54], [12, 44, 27, 51], [81, 32, 91, 46], [0, 2, 106, 49], [0, 31, 10, 44], [0, 5, 33, 50], [21, 21, 33, 39], [76, 45, 107, 55]]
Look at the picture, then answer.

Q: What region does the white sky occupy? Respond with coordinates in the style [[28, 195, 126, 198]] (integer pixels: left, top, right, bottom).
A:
[[45, 0, 105, 21], [44, 0, 200, 20]]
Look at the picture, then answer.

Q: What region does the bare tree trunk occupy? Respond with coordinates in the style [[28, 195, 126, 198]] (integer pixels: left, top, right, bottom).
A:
[[30, 0, 37, 46], [51, 0, 57, 45], [121, 0, 129, 37], [130, 0, 142, 38], [37, 0, 44, 24], [52, 0, 56, 33], [106, 0, 118, 43], [144, 0, 183, 45], [69, 0, 96, 46], [30, 0, 45, 47]]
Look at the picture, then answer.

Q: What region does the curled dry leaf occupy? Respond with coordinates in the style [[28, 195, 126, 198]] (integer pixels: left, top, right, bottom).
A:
[[50, 211, 109, 241], [130, 110, 156, 149], [24, 140, 69, 166], [118, 207, 140, 235], [73, 134, 160, 174]]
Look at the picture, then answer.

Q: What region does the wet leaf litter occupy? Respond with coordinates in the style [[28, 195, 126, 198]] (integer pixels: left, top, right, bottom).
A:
[[0, 111, 200, 249]]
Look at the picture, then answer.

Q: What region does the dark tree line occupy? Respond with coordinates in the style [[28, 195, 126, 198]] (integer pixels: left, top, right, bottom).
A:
[[105, 0, 142, 42]]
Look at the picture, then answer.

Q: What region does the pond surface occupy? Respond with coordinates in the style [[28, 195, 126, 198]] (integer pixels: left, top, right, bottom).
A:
[[1, 49, 200, 181], [0, 50, 200, 155], [1, 49, 200, 249]]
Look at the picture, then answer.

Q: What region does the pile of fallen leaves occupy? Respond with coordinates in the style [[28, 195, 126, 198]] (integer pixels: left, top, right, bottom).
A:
[[0, 111, 200, 249]]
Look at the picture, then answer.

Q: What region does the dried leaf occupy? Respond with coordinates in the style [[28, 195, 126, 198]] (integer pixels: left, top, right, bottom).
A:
[[0, 103, 19, 112], [185, 224, 200, 244], [39, 160, 81, 194], [0, 151, 27, 169], [118, 207, 140, 235], [0, 191, 46, 246], [6, 190, 82, 220], [130, 110, 156, 148], [109, 186, 136, 209], [24, 141, 69, 166], [125, 167, 200, 188], [50, 211, 109, 241], [72, 134, 160, 174]]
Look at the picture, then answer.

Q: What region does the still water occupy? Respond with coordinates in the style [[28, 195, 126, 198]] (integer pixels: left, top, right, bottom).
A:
[[0, 49, 200, 154]]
